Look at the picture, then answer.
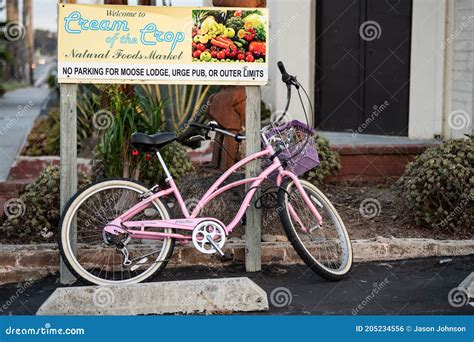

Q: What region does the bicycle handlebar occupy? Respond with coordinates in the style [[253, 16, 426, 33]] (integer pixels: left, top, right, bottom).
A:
[[190, 123, 212, 131], [278, 61, 292, 85], [190, 122, 246, 142], [277, 61, 287, 74], [274, 61, 299, 124], [190, 62, 299, 139]]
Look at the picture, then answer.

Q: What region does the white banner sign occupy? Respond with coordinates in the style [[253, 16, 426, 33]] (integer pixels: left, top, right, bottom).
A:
[[58, 4, 269, 85]]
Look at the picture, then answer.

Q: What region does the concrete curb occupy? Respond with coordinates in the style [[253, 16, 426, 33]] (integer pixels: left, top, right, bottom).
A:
[[1, 238, 473, 285], [37, 277, 268, 315]]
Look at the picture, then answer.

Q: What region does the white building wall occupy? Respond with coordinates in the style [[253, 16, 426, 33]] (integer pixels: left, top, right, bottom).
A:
[[408, 0, 446, 139], [263, 0, 454, 138], [203, 0, 473, 140], [444, 0, 474, 138], [262, 0, 314, 124]]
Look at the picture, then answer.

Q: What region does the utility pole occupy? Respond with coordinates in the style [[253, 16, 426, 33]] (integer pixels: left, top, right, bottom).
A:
[[22, 0, 33, 85], [6, 0, 21, 81]]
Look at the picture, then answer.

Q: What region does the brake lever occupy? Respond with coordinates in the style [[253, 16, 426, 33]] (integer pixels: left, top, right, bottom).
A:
[[288, 76, 300, 89]]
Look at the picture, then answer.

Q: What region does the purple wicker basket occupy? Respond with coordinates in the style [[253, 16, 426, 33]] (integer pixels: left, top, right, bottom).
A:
[[264, 120, 320, 176]]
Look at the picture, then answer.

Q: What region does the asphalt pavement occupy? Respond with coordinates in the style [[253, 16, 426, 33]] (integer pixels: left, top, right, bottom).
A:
[[0, 256, 472, 315]]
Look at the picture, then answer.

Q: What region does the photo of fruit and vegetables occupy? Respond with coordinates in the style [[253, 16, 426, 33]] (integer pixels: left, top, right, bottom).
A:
[[192, 9, 267, 63]]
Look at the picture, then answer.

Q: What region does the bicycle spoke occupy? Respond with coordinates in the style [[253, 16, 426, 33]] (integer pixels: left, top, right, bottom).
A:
[[284, 181, 350, 274]]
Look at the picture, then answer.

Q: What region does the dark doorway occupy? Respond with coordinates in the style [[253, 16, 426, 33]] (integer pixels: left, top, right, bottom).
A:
[[315, 0, 412, 136]]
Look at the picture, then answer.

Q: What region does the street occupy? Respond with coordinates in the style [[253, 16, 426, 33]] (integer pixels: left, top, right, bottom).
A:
[[0, 256, 472, 315]]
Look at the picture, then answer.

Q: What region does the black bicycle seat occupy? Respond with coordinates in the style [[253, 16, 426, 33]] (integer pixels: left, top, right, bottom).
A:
[[131, 132, 177, 151]]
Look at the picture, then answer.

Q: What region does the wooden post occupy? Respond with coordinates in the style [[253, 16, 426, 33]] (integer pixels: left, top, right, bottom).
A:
[[59, 0, 77, 285], [60, 0, 78, 286], [59, 83, 78, 285], [245, 86, 262, 272], [212, 0, 266, 272]]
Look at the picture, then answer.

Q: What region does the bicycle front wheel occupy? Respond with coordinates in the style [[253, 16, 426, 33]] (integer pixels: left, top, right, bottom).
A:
[[278, 179, 352, 280]]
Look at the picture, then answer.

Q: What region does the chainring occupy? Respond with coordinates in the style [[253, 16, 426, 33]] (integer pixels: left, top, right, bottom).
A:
[[192, 220, 226, 255]]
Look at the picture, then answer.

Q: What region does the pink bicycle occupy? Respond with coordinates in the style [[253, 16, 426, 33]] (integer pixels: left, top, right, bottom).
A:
[[58, 62, 352, 286]]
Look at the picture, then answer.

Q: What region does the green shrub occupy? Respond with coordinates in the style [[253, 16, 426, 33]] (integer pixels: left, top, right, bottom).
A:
[[92, 86, 194, 186], [22, 108, 61, 156], [135, 83, 218, 135], [397, 138, 473, 228], [92, 141, 193, 187], [47, 74, 57, 89], [305, 135, 341, 185], [22, 86, 104, 157], [0, 166, 90, 244]]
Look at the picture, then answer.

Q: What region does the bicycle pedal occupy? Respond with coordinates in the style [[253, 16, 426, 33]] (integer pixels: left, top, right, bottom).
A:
[[220, 253, 234, 262]]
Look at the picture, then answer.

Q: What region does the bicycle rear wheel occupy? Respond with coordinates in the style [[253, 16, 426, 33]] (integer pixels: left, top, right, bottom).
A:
[[58, 179, 174, 286], [278, 179, 352, 280]]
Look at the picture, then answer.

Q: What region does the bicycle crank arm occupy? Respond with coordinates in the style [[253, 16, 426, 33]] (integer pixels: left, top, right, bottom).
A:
[[206, 235, 225, 257]]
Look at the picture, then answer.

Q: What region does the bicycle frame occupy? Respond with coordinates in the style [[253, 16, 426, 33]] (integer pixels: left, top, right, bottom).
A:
[[103, 134, 323, 242]]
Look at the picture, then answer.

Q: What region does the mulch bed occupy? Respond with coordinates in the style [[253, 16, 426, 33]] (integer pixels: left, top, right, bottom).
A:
[[177, 170, 472, 240], [321, 183, 472, 240]]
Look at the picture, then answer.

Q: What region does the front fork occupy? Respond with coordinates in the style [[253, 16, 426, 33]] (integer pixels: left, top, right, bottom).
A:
[[277, 171, 323, 233]]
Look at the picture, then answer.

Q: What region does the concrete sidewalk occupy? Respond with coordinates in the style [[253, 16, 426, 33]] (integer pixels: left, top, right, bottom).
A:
[[0, 85, 50, 181]]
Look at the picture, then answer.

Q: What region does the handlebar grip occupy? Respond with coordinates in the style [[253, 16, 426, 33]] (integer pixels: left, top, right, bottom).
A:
[[190, 123, 211, 130], [277, 61, 287, 76]]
